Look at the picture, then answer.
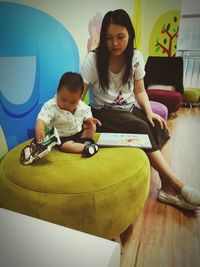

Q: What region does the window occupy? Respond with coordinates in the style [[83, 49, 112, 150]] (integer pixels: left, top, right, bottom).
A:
[[176, 0, 200, 88]]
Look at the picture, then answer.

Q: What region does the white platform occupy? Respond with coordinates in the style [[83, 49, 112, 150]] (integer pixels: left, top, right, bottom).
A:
[[0, 208, 120, 267]]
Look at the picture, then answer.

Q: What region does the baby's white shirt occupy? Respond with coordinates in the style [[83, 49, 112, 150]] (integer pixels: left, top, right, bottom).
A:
[[37, 95, 92, 136]]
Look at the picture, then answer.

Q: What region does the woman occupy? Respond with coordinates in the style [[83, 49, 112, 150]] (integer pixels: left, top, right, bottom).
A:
[[81, 9, 200, 210]]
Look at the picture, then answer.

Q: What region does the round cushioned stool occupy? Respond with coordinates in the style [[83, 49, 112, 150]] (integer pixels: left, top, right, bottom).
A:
[[149, 101, 168, 120], [0, 139, 150, 239], [136, 100, 168, 121], [183, 88, 200, 104]]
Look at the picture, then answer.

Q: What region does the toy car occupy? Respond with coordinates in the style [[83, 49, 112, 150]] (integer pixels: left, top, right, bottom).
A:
[[20, 127, 61, 165]]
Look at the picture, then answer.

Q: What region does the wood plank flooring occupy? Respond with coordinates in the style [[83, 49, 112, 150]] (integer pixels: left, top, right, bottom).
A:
[[120, 107, 200, 267]]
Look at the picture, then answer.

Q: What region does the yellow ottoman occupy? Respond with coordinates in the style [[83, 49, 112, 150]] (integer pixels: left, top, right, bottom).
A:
[[183, 88, 200, 103], [0, 140, 150, 239]]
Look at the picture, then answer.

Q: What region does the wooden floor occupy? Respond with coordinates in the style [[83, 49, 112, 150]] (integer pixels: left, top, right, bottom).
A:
[[120, 107, 200, 267]]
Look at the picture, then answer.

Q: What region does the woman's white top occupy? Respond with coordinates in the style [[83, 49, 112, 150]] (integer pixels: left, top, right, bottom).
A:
[[81, 49, 145, 110], [37, 95, 92, 137]]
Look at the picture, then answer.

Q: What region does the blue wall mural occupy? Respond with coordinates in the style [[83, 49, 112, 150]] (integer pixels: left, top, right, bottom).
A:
[[0, 2, 80, 157]]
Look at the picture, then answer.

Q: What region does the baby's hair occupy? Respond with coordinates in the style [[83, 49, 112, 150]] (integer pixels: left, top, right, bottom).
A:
[[57, 72, 84, 95]]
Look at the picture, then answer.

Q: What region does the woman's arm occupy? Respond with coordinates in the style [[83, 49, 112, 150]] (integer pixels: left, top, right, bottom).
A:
[[82, 83, 89, 101], [134, 79, 166, 128], [134, 79, 153, 116]]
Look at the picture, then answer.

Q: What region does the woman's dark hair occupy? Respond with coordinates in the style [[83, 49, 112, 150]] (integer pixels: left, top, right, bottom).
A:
[[96, 9, 135, 92], [57, 72, 84, 95]]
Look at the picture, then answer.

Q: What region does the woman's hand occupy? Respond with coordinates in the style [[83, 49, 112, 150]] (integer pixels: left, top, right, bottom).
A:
[[134, 79, 166, 129], [146, 112, 167, 129]]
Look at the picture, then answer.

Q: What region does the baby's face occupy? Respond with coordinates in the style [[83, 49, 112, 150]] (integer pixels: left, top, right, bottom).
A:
[[57, 86, 81, 113]]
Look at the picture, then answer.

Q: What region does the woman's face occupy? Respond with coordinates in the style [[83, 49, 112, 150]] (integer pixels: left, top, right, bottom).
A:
[[106, 23, 129, 56]]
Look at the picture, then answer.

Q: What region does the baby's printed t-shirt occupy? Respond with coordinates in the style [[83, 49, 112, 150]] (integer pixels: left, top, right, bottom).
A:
[[37, 96, 92, 137]]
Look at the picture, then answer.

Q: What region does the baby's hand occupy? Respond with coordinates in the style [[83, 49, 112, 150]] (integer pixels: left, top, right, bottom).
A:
[[35, 129, 46, 143], [85, 117, 102, 126]]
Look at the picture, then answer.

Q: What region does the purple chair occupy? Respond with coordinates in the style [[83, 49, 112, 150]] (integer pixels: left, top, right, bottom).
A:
[[135, 100, 168, 121]]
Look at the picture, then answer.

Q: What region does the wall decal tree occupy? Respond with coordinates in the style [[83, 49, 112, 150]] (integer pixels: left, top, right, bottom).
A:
[[149, 10, 180, 57]]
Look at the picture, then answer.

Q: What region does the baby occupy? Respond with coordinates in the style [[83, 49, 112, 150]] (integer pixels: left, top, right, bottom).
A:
[[35, 72, 101, 157]]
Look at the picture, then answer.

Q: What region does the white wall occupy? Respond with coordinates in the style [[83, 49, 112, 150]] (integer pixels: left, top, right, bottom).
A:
[[2, 0, 134, 62]]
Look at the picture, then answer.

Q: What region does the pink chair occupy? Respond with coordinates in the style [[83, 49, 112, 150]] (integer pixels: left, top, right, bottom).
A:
[[147, 89, 182, 114], [144, 56, 183, 116]]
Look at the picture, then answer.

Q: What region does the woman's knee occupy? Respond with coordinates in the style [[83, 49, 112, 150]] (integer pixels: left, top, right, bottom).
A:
[[125, 119, 150, 134]]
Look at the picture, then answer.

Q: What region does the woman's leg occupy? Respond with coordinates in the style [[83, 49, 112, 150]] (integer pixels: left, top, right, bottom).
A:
[[91, 107, 200, 208], [146, 150, 184, 194], [147, 149, 200, 208]]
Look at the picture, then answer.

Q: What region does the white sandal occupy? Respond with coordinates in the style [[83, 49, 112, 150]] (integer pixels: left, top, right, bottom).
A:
[[157, 189, 200, 211], [181, 186, 200, 207]]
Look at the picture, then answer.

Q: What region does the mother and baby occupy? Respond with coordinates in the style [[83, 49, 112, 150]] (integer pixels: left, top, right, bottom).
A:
[[33, 9, 200, 211]]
